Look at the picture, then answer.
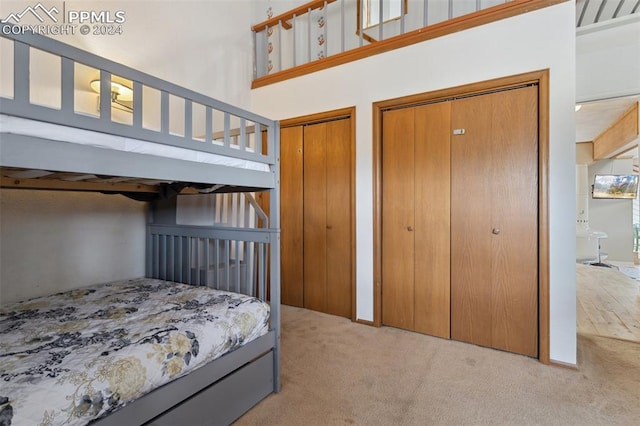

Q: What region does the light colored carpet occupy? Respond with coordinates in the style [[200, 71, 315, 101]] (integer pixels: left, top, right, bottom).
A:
[[236, 306, 640, 426]]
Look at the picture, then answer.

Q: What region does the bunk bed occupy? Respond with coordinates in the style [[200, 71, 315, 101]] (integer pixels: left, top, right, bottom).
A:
[[0, 23, 280, 426]]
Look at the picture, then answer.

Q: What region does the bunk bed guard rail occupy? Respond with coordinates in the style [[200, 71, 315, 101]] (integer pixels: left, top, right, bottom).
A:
[[0, 23, 277, 170], [147, 224, 272, 300]]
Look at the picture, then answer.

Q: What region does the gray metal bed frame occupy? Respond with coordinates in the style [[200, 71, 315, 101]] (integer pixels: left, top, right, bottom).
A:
[[0, 23, 281, 426]]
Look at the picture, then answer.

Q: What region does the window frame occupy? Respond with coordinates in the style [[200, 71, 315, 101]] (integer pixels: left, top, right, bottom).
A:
[[356, 0, 409, 32]]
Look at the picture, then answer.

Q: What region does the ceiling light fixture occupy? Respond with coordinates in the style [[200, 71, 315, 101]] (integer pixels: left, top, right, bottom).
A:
[[575, 104, 582, 112], [90, 79, 133, 112]]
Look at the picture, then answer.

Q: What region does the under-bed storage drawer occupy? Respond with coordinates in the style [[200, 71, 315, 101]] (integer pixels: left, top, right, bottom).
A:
[[147, 351, 274, 426]]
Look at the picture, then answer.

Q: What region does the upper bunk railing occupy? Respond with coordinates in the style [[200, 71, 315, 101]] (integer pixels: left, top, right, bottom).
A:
[[251, 0, 568, 88], [0, 23, 277, 166]]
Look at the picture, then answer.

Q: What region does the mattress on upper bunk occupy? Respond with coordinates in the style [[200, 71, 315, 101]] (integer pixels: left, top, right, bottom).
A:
[[0, 278, 270, 426], [0, 114, 269, 172]]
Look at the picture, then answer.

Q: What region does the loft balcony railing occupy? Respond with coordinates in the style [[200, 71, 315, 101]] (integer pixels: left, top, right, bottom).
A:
[[251, 0, 545, 88], [251, 0, 639, 88]]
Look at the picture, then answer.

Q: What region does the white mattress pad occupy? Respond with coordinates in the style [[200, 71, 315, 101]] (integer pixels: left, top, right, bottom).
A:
[[0, 114, 269, 172]]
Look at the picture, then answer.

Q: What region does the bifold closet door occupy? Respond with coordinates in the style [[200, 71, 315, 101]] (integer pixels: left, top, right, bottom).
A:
[[324, 119, 352, 318], [381, 103, 451, 337], [414, 102, 451, 338], [381, 108, 416, 330], [280, 118, 352, 317], [450, 86, 539, 357], [303, 123, 327, 312], [303, 120, 351, 318]]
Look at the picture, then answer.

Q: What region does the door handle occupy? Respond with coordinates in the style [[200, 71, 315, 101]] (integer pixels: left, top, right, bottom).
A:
[[492, 228, 501, 235], [407, 225, 414, 231]]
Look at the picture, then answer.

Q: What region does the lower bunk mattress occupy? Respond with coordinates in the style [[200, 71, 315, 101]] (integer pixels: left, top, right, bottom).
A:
[[0, 278, 270, 425]]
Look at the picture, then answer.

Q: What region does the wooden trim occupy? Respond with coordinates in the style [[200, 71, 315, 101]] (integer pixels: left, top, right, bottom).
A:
[[355, 29, 378, 44], [0, 176, 159, 193], [593, 102, 639, 160], [576, 142, 595, 165], [252, 0, 567, 89], [372, 70, 551, 362], [349, 108, 357, 324], [280, 107, 358, 322], [372, 100, 383, 328], [538, 69, 551, 365], [354, 318, 376, 327], [252, 0, 338, 32], [374, 72, 545, 110], [280, 106, 354, 128]]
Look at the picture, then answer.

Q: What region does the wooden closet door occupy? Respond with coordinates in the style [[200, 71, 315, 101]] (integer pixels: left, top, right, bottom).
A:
[[382, 103, 451, 336], [280, 126, 304, 307], [413, 102, 451, 338], [302, 120, 352, 316], [381, 108, 416, 330], [325, 118, 352, 317], [281, 118, 353, 318], [303, 123, 328, 312], [451, 86, 538, 357]]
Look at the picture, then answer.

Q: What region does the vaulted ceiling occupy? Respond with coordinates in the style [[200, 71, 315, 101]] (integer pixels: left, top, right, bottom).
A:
[[575, 0, 639, 160]]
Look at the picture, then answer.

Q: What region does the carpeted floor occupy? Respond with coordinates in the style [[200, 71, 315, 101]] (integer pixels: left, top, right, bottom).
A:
[[235, 306, 640, 426]]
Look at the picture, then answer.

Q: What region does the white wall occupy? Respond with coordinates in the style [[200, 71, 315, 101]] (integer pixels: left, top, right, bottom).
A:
[[588, 159, 635, 261], [0, 0, 255, 107], [251, 2, 578, 364], [0, 190, 147, 304], [576, 14, 640, 102]]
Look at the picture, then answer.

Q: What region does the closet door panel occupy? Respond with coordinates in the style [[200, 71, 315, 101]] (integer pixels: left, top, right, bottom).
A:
[[326, 118, 352, 318], [451, 87, 539, 357], [489, 87, 538, 357], [303, 123, 328, 312], [413, 102, 451, 338], [450, 95, 493, 348], [280, 126, 304, 307], [381, 108, 415, 330]]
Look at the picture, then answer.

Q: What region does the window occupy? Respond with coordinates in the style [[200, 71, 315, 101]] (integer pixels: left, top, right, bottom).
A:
[[358, 0, 407, 29]]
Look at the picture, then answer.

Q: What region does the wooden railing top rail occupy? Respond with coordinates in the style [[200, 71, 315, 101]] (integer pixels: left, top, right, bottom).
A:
[[251, 0, 568, 89], [252, 0, 337, 32]]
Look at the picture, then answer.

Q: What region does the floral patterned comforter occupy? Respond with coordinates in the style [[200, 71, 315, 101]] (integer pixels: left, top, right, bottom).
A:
[[0, 278, 269, 426]]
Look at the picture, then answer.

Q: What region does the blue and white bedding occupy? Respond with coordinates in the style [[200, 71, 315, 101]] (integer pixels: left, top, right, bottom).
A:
[[0, 278, 269, 425]]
